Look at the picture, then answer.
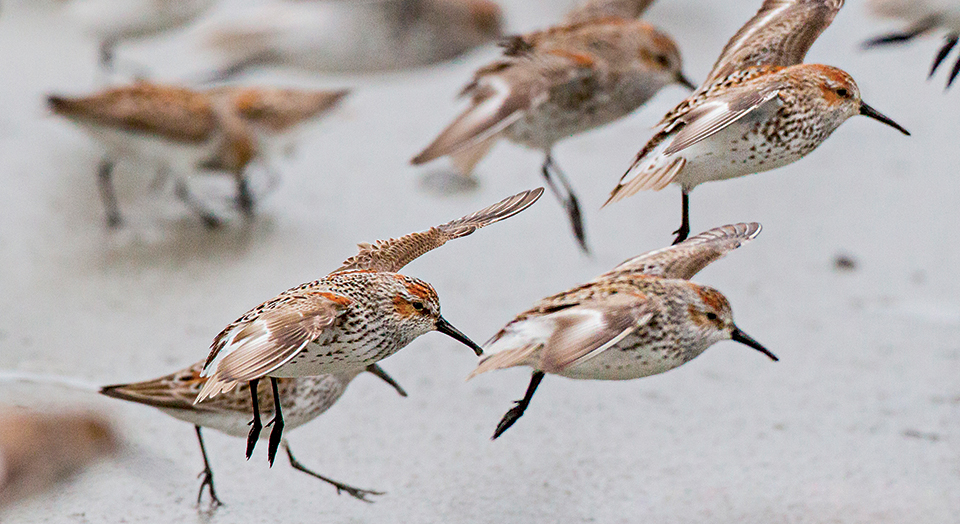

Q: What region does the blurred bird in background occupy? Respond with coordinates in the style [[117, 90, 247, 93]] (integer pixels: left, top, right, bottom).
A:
[[863, 0, 960, 88]]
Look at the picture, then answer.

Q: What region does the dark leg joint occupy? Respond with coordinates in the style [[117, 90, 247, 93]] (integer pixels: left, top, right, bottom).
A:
[[492, 371, 545, 440], [246, 379, 262, 460]]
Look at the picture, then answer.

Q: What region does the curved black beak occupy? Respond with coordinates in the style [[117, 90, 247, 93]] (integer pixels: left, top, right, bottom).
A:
[[860, 102, 910, 136], [676, 72, 697, 91], [436, 316, 483, 356], [731, 328, 778, 361]]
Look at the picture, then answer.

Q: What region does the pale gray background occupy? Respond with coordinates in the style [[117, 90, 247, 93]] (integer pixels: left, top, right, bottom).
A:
[[0, 0, 957, 522]]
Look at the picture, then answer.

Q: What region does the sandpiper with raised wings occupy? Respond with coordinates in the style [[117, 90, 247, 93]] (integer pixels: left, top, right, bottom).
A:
[[605, 0, 910, 244], [102, 362, 406, 506], [195, 188, 544, 465], [412, 0, 693, 252], [470, 223, 777, 439]]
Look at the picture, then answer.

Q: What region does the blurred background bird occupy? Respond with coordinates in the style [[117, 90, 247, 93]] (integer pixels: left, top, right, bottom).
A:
[[47, 81, 347, 228], [412, 0, 693, 253], [56, 0, 217, 78], [863, 0, 960, 88], [101, 362, 406, 506], [0, 410, 118, 511], [196, 0, 504, 81]]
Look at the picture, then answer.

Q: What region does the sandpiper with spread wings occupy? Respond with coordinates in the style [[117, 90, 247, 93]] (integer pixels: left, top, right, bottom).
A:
[[102, 362, 406, 506], [195, 188, 544, 465], [605, 0, 910, 244], [412, 0, 693, 253], [470, 223, 777, 439]]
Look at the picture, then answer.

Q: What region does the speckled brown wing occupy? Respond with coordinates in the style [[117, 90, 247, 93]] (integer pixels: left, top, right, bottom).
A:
[[333, 188, 543, 274], [703, 0, 843, 87], [101, 361, 270, 413], [47, 82, 216, 143], [563, 0, 655, 24], [537, 293, 655, 373], [606, 222, 761, 280], [196, 291, 351, 401]]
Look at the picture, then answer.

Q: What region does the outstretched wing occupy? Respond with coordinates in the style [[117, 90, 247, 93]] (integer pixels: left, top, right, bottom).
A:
[[704, 0, 843, 87], [196, 291, 350, 401], [607, 222, 761, 280], [563, 0, 655, 24], [333, 188, 543, 274]]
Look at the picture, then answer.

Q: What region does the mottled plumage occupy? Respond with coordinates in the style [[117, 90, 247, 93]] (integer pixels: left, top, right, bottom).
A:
[[606, 0, 909, 244], [413, 9, 692, 252], [470, 223, 777, 438], [100, 362, 406, 504], [195, 188, 543, 464]]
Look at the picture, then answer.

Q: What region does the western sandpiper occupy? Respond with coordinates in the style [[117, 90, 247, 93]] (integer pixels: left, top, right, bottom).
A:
[[195, 188, 544, 465], [101, 362, 406, 505], [0, 410, 118, 509], [198, 0, 503, 81], [412, 0, 692, 252], [605, 0, 910, 244], [61, 0, 215, 74], [48, 81, 346, 228], [469, 223, 777, 439], [863, 0, 960, 88]]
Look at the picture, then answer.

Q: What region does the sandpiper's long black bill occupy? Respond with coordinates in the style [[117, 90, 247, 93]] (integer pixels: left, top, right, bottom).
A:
[[436, 317, 483, 356], [677, 72, 697, 91], [860, 103, 910, 136], [731, 328, 778, 361]]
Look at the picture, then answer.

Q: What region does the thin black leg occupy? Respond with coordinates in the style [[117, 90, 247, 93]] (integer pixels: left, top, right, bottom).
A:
[[236, 175, 254, 218], [931, 35, 958, 77], [492, 371, 545, 440], [99, 40, 114, 74], [948, 53, 960, 88], [267, 377, 283, 467], [541, 153, 588, 253], [173, 180, 223, 229], [284, 441, 384, 502], [97, 159, 121, 228], [672, 191, 690, 245], [246, 379, 262, 460], [193, 426, 223, 507], [365, 364, 408, 397]]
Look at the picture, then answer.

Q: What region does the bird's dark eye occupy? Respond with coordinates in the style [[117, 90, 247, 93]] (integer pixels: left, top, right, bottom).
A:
[[836, 87, 849, 98], [706, 312, 718, 321], [412, 302, 425, 311], [655, 54, 670, 67]]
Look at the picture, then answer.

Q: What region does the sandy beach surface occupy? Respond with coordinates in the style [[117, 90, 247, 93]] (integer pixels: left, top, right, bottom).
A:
[[0, 0, 957, 522]]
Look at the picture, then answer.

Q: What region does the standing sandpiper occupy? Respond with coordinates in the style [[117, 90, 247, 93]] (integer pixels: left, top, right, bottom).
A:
[[48, 81, 347, 228], [604, 0, 910, 244], [101, 362, 406, 506], [470, 223, 777, 439], [195, 188, 544, 465], [412, 0, 693, 253]]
